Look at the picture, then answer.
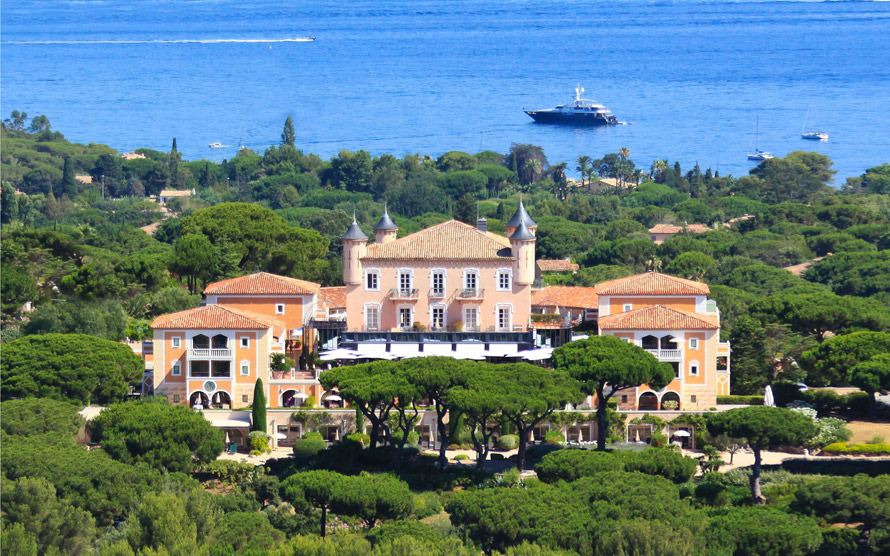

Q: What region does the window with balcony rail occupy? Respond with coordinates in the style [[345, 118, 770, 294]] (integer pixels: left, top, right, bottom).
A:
[[191, 361, 210, 377], [211, 361, 231, 378]]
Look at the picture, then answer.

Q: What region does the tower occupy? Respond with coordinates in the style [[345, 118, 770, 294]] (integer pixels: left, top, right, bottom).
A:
[[373, 206, 398, 245], [504, 198, 538, 238], [341, 215, 368, 285], [510, 220, 536, 285]]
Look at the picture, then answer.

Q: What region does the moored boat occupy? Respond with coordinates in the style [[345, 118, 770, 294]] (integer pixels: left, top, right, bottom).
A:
[[525, 84, 619, 126]]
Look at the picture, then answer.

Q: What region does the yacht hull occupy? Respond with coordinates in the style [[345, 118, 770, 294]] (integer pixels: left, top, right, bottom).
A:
[[525, 110, 617, 125]]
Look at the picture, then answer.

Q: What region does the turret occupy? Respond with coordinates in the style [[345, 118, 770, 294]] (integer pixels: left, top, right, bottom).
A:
[[341, 215, 368, 285], [505, 198, 538, 238], [510, 220, 536, 285], [373, 207, 398, 245]]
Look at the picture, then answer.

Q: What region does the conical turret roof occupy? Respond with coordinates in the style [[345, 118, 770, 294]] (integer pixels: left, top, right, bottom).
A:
[[373, 207, 398, 231], [510, 219, 536, 241], [506, 199, 537, 228], [341, 215, 368, 241]]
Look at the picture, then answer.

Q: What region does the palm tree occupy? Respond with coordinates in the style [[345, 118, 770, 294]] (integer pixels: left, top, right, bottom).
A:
[[523, 159, 542, 185], [650, 159, 669, 183], [551, 162, 568, 200], [575, 155, 592, 187], [618, 147, 630, 161]]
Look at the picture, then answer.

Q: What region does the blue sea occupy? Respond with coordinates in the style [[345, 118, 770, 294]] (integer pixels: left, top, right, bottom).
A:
[[2, 0, 890, 182]]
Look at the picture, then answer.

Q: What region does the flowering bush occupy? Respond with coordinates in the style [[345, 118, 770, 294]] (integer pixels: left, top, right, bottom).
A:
[[789, 405, 852, 448]]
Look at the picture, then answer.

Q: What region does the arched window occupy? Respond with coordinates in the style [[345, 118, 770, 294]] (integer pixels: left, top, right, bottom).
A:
[[641, 335, 659, 350], [212, 334, 228, 349], [193, 334, 210, 349], [638, 392, 659, 411], [660, 335, 678, 350]]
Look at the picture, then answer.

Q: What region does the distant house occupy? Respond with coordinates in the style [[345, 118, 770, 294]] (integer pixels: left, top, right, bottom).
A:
[[154, 189, 195, 205], [531, 286, 599, 325], [535, 259, 579, 276], [75, 175, 93, 185], [648, 223, 712, 244], [120, 151, 146, 160]]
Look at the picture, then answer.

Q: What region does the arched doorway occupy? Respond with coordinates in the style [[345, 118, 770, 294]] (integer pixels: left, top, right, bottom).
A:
[[210, 390, 232, 409], [281, 389, 307, 409], [190, 391, 209, 408], [660, 335, 678, 350], [322, 391, 343, 409], [211, 334, 228, 349], [638, 392, 659, 411], [660, 391, 681, 411]]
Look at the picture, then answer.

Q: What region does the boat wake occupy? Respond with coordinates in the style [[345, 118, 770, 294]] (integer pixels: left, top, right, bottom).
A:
[[4, 37, 315, 45]]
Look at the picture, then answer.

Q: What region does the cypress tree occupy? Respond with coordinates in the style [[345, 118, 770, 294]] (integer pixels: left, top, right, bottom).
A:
[[252, 378, 267, 432], [60, 157, 77, 198], [281, 116, 296, 147]]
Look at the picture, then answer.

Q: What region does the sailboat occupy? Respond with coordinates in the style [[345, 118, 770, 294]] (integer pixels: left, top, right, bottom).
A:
[[801, 103, 829, 141], [747, 116, 774, 161]]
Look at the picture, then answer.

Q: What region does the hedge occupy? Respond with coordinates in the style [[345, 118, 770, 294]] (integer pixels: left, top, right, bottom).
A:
[[535, 447, 697, 484], [821, 442, 890, 455], [717, 395, 764, 405], [779, 459, 890, 477]]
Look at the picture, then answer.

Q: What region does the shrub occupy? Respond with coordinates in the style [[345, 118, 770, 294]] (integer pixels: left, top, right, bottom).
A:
[[717, 395, 765, 405], [292, 438, 327, 458], [618, 448, 698, 484], [303, 431, 323, 440], [412, 491, 443, 520], [821, 442, 890, 455], [346, 433, 370, 446], [249, 431, 271, 454], [496, 434, 519, 451], [490, 453, 505, 461], [781, 459, 889, 477], [695, 478, 730, 508], [544, 431, 565, 445], [536, 449, 624, 483], [454, 454, 469, 461]]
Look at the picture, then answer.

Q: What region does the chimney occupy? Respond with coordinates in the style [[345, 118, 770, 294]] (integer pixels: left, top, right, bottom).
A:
[[477, 217, 488, 233]]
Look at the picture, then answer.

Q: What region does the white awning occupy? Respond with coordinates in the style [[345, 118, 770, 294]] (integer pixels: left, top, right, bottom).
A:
[[319, 348, 361, 361], [521, 347, 554, 361], [206, 418, 251, 428]]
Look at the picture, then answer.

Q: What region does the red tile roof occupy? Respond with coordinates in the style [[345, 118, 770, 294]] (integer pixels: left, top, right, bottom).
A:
[[536, 259, 580, 273], [594, 272, 710, 296], [599, 304, 719, 330], [318, 286, 347, 311], [649, 223, 712, 235], [203, 272, 321, 295], [363, 220, 514, 260], [151, 304, 286, 332], [531, 286, 599, 309]]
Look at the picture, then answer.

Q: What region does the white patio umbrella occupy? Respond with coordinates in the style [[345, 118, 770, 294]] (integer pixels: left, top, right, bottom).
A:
[[764, 385, 776, 407], [225, 431, 230, 444], [325, 394, 343, 402], [672, 430, 691, 437], [293, 391, 309, 399], [271, 432, 288, 440]]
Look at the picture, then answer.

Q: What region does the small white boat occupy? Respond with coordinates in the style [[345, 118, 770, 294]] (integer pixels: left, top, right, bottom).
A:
[[801, 131, 829, 141], [747, 116, 774, 161], [747, 149, 775, 161], [801, 102, 828, 141], [208, 142, 223, 149]]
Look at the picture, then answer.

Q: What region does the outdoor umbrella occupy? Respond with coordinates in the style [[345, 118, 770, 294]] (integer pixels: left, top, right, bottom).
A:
[[672, 430, 691, 437], [764, 385, 776, 407]]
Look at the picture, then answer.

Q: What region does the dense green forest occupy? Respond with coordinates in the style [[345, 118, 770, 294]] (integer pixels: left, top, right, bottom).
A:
[[3, 113, 890, 555]]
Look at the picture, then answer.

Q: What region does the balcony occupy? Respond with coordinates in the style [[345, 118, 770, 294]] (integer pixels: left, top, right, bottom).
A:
[[189, 348, 233, 359], [429, 289, 446, 298], [645, 349, 682, 360], [389, 288, 419, 301], [455, 288, 485, 301]]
